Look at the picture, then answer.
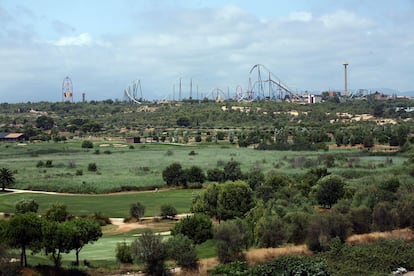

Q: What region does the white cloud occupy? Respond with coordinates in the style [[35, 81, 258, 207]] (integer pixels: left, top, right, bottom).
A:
[[0, 2, 413, 102], [287, 11, 313, 22], [53, 33, 93, 46]]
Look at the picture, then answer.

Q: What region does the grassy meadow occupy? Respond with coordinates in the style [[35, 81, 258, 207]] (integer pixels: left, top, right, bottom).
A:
[[0, 139, 403, 194]]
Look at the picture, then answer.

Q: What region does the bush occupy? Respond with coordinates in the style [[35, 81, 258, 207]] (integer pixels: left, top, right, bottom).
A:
[[75, 169, 83, 176], [171, 214, 212, 244], [45, 160, 53, 168], [116, 241, 133, 264], [87, 163, 97, 172], [81, 140, 94, 149], [130, 202, 145, 222], [215, 220, 246, 264], [15, 199, 39, 214], [160, 204, 177, 219], [36, 160, 44, 168], [166, 234, 198, 270], [162, 162, 186, 187], [92, 212, 111, 226]]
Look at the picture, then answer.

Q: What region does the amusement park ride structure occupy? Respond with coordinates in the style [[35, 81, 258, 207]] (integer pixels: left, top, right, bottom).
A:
[[122, 64, 299, 103], [62, 76, 73, 102]]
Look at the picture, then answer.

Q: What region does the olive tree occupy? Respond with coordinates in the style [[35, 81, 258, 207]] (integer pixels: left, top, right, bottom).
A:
[[315, 174, 345, 208]]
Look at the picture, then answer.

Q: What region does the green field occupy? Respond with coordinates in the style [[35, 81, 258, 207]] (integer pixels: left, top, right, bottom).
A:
[[0, 140, 400, 194], [0, 189, 196, 217]]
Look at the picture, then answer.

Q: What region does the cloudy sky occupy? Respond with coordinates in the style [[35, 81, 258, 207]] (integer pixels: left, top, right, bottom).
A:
[[0, 0, 413, 102]]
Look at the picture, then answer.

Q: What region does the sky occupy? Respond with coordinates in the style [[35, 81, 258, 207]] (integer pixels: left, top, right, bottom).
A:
[[0, 0, 413, 103]]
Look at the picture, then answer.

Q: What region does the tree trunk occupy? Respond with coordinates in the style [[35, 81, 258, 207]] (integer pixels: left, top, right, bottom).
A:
[[75, 249, 80, 266]]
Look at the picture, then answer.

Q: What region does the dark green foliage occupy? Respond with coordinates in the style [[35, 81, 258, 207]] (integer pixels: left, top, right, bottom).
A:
[[250, 256, 330, 276], [306, 212, 352, 252], [215, 220, 246, 264], [209, 256, 330, 276], [45, 160, 53, 168], [15, 198, 39, 214], [176, 117, 191, 127], [130, 202, 145, 222], [131, 230, 168, 275], [223, 160, 242, 181], [372, 201, 397, 231], [162, 162, 186, 187], [217, 181, 255, 221], [246, 167, 264, 190], [315, 174, 345, 208], [160, 204, 177, 219], [348, 207, 372, 234], [116, 241, 133, 264], [36, 115, 54, 130], [284, 211, 310, 244], [379, 177, 400, 193], [81, 140, 93, 149], [92, 211, 111, 226], [208, 261, 249, 276], [255, 215, 286, 248], [0, 167, 15, 191], [206, 167, 224, 182], [171, 214, 212, 244], [185, 165, 205, 184], [87, 162, 97, 172], [72, 218, 102, 266], [166, 234, 199, 270], [4, 212, 43, 267], [323, 238, 414, 274], [191, 183, 220, 217], [45, 203, 68, 222]]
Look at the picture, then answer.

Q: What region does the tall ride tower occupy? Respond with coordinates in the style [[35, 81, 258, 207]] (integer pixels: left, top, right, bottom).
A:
[[343, 61, 349, 97]]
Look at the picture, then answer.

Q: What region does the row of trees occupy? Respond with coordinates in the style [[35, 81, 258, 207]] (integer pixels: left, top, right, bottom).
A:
[[1, 99, 413, 145], [0, 200, 102, 267]]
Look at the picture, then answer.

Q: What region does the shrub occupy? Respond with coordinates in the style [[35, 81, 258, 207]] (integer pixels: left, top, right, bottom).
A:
[[87, 163, 97, 172], [116, 241, 133, 264], [81, 140, 93, 149], [103, 150, 111, 154], [131, 230, 167, 275], [130, 202, 145, 222], [160, 204, 177, 219], [93, 212, 111, 226], [171, 214, 212, 244], [15, 199, 39, 214], [166, 234, 199, 270], [45, 160, 53, 168], [94, 149, 100, 154], [215, 220, 246, 264], [75, 169, 83, 176], [36, 160, 44, 168]]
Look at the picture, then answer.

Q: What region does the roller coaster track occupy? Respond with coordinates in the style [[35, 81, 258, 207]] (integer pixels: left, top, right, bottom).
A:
[[249, 64, 297, 100], [124, 80, 143, 104]]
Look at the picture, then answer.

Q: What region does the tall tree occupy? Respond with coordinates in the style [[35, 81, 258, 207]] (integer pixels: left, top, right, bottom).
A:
[[0, 167, 15, 191], [42, 220, 77, 267], [4, 213, 43, 267], [315, 175, 345, 208], [131, 230, 167, 275], [72, 218, 102, 266], [217, 181, 255, 221]]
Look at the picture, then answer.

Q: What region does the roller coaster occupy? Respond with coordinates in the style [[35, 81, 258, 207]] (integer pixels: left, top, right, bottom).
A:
[[123, 64, 299, 103], [124, 79, 143, 104]]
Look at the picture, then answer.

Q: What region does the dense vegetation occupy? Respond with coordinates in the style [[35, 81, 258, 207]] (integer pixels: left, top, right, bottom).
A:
[[0, 98, 414, 275]]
